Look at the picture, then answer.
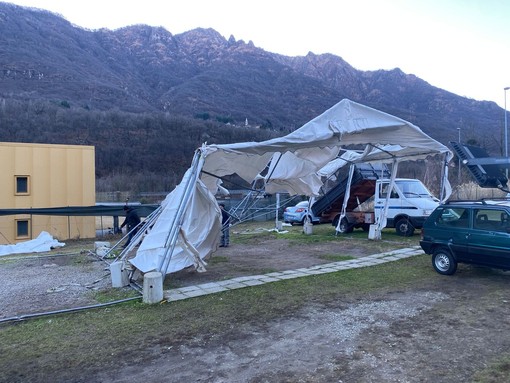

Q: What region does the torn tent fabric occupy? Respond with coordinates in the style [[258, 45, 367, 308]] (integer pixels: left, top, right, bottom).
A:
[[130, 165, 222, 274], [201, 99, 452, 197], [130, 99, 452, 274]]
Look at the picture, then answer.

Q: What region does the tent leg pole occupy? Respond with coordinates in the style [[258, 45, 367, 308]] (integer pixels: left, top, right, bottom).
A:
[[159, 149, 207, 274]]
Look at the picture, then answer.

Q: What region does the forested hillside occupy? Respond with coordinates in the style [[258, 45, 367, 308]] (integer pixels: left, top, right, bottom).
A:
[[0, 98, 278, 192], [0, 2, 505, 194]]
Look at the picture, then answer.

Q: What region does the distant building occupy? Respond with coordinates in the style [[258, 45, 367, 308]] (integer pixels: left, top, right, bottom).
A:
[[0, 142, 96, 244]]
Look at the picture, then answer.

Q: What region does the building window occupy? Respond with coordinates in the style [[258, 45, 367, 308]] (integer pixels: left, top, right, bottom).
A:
[[15, 176, 30, 195], [16, 219, 30, 238]]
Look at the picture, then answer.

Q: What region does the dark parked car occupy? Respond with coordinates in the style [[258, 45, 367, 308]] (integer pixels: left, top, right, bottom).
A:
[[420, 200, 510, 275]]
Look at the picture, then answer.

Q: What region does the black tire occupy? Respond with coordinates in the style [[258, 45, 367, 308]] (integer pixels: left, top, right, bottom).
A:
[[337, 217, 353, 234], [362, 223, 371, 232], [332, 215, 340, 227], [432, 248, 457, 275], [303, 215, 313, 225], [395, 218, 415, 236]]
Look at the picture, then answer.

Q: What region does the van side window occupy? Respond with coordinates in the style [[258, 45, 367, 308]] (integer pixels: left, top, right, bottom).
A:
[[379, 183, 399, 199], [436, 208, 469, 228]]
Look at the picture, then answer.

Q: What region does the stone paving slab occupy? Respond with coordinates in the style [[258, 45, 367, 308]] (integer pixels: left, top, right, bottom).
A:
[[201, 285, 229, 294], [221, 282, 249, 289], [182, 289, 210, 298], [258, 276, 283, 283], [163, 247, 425, 302]]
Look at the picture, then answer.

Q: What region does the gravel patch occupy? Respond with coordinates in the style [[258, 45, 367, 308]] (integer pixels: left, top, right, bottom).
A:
[[0, 252, 112, 320]]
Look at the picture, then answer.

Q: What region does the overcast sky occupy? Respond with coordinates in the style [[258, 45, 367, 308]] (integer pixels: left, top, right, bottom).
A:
[[6, 0, 510, 108]]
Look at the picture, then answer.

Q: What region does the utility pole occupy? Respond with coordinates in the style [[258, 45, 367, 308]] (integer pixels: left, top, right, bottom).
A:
[[505, 87, 509, 178], [457, 127, 461, 184]]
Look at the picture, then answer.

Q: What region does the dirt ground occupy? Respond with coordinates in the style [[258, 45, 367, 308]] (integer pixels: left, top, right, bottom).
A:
[[2, 227, 510, 382], [164, 237, 373, 289], [0, 231, 373, 319]]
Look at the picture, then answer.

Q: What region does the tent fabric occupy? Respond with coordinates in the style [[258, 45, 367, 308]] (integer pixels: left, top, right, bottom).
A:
[[317, 150, 364, 178], [317, 145, 453, 199], [130, 99, 452, 275], [130, 165, 222, 274], [0, 231, 65, 256], [201, 99, 452, 196]]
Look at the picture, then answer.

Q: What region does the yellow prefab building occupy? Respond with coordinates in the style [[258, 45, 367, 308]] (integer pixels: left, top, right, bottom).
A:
[[0, 142, 96, 245]]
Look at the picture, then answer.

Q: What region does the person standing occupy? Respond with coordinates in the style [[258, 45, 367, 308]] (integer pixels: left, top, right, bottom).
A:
[[121, 206, 141, 248], [219, 203, 230, 247]]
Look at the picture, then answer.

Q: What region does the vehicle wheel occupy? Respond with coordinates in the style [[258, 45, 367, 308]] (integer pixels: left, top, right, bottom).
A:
[[395, 218, 415, 236], [362, 223, 371, 232], [332, 215, 340, 227], [337, 217, 353, 234], [432, 248, 457, 275], [303, 215, 313, 225]]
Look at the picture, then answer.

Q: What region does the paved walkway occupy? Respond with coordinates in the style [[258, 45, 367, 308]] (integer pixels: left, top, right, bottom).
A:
[[163, 246, 424, 302]]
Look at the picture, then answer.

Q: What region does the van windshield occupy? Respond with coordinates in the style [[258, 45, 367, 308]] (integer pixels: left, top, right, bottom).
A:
[[395, 181, 433, 198]]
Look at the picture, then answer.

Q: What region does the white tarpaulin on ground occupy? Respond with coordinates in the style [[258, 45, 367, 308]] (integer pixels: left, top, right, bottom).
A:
[[129, 99, 452, 275], [0, 231, 65, 256]]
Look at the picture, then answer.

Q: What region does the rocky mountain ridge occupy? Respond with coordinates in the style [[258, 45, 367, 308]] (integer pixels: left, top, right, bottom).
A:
[[0, 2, 505, 191]]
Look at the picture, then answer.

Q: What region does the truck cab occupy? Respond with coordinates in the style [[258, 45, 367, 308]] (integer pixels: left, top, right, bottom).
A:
[[374, 179, 439, 236]]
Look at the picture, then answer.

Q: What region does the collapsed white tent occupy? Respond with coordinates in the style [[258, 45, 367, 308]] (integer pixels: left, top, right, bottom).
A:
[[129, 99, 452, 275], [200, 98, 452, 196], [129, 153, 222, 274]]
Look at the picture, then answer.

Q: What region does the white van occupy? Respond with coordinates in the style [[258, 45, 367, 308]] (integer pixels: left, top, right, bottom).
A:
[[373, 178, 440, 236], [311, 163, 439, 236], [324, 178, 439, 236]]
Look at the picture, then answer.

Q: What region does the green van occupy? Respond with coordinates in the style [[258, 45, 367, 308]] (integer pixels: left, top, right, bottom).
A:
[[420, 200, 510, 275]]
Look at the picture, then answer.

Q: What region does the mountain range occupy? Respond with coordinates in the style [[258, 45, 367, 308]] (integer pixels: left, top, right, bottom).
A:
[[0, 2, 505, 192]]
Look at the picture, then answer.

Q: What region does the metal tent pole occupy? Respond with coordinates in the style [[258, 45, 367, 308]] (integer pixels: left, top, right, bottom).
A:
[[159, 148, 206, 274]]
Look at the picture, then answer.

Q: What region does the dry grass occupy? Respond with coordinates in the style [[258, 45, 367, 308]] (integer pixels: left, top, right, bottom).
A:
[[452, 181, 508, 200]]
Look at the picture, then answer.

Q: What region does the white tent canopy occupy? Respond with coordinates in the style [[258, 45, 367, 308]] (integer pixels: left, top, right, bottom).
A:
[[201, 99, 452, 196], [129, 99, 452, 275]]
